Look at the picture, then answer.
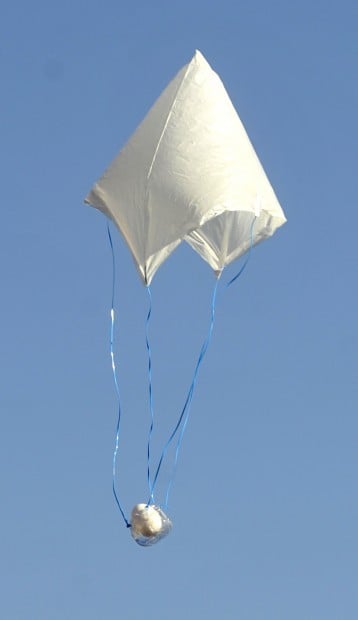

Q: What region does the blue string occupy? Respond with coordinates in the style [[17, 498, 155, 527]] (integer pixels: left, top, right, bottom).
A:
[[226, 215, 256, 288], [163, 278, 219, 509], [147, 279, 219, 505], [145, 286, 155, 505], [155, 214, 257, 509], [107, 224, 130, 528]]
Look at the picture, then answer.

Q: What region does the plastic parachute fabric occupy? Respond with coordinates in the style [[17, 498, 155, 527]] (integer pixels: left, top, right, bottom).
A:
[[85, 50, 286, 284]]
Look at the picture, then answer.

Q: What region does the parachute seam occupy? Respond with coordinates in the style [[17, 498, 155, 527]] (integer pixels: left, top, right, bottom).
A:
[[146, 62, 193, 182], [143, 61, 193, 282]]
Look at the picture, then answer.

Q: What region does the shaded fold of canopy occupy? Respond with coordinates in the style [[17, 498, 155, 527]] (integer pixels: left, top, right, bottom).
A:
[[186, 208, 285, 275]]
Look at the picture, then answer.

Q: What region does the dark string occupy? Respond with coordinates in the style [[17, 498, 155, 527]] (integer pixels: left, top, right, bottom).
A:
[[226, 216, 257, 288], [145, 286, 156, 504]]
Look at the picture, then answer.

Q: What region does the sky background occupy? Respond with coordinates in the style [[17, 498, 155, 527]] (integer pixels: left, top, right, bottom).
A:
[[1, 1, 357, 618]]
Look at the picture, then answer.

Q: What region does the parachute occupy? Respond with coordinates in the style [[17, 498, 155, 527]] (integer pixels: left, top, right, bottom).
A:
[[85, 50, 286, 546]]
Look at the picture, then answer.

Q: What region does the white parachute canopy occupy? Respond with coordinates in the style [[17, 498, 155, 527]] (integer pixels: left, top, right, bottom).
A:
[[85, 50, 286, 283]]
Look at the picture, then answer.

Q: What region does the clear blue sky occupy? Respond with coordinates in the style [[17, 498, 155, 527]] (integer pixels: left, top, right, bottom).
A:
[[1, 1, 357, 618]]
